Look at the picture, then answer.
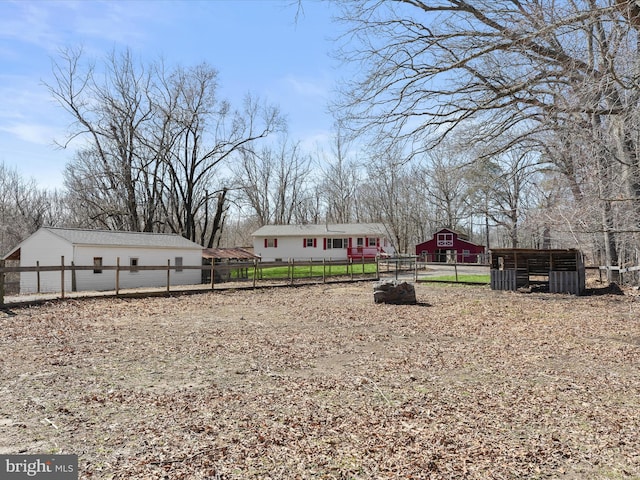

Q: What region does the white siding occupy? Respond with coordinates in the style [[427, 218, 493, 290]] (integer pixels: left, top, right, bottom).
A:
[[16, 230, 203, 293], [254, 236, 350, 262], [19, 229, 74, 293], [73, 246, 202, 291]]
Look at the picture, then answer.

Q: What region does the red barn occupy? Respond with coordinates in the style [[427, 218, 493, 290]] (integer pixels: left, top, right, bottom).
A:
[[415, 228, 485, 263]]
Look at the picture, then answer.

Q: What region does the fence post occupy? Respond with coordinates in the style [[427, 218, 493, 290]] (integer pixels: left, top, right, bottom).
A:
[[290, 259, 295, 285], [323, 259, 326, 283], [210, 260, 215, 290], [116, 257, 120, 295], [166, 259, 171, 292], [60, 256, 65, 299], [376, 256, 380, 280], [350, 258, 354, 280], [454, 263, 459, 283], [71, 261, 77, 292], [36, 261, 41, 293], [0, 259, 5, 307], [253, 259, 257, 288]]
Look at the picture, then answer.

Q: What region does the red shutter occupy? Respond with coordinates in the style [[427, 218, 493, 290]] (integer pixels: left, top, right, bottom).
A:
[[303, 238, 306, 248], [264, 238, 267, 248], [376, 238, 380, 247], [313, 238, 317, 248], [274, 238, 278, 248], [323, 238, 327, 250], [348, 237, 352, 248]]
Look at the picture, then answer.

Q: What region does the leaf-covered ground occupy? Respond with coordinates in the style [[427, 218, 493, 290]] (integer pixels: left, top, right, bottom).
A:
[[0, 282, 638, 479]]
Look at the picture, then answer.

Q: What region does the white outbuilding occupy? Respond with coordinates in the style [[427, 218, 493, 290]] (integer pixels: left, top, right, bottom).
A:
[[251, 223, 396, 261], [3, 227, 204, 294]]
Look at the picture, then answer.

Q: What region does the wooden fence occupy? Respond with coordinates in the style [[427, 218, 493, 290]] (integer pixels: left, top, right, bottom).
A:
[[0, 257, 381, 307], [597, 265, 640, 284]]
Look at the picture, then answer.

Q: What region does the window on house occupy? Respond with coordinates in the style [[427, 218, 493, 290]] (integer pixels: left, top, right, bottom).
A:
[[266, 238, 277, 248], [175, 256, 183, 272], [305, 238, 314, 247], [93, 257, 103, 274], [327, 238, 346, 249], [357, 237, 364, 247], [463, 250, 470, 257], [368, 237, 377, 247], [130, 257, 139, 273], [437, 233, 454, 247]]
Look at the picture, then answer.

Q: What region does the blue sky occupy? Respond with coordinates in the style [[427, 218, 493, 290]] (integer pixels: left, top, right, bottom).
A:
[[0, 0, 345, 189]]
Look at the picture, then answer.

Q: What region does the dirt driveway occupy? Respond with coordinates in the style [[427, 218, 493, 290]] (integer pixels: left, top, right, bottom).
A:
[[1, 282, 638, 479]]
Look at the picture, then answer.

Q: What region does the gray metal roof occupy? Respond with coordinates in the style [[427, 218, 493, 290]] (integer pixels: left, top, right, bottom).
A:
[[251, 223, 388, 237], [44, 227, 203, 249], [202, 247, 258, 260]]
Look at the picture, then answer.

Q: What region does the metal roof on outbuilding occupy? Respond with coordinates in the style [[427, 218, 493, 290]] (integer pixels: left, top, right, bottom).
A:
[[202, 247, 258, 260], [3, 227, 203, 261], [46, 227, 203, 249]]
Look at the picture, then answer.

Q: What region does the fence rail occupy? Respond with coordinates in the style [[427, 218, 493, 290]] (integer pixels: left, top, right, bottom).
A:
[[0, 257, 381, 307]]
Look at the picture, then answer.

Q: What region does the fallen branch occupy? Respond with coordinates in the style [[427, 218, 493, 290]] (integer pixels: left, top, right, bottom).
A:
[[43, 418, 58, 430]]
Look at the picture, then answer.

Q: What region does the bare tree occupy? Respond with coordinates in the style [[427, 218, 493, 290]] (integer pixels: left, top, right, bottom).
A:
[[48, 48, 284, 244], [358, 145, 420, 252], [155, 62, 283, 244], [232, 136, 312, 226], [49, 48, 155, 231], [317, 126, 362, 223], [0, 162, 65, 254], [467, 147, 541, 248], [417, 144, 471, 231], [333, 0, 640, 270]]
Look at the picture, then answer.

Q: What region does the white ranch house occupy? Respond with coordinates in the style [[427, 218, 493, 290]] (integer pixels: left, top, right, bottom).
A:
[[252, 223, 395, 261], [3, 227, 203, 294]]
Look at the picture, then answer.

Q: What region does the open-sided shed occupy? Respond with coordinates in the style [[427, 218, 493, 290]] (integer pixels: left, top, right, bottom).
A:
[[490, 248, 585, 295], [202, 247, 258, 283]]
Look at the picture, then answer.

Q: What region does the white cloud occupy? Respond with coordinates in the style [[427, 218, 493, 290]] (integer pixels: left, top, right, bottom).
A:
[[284, 74, 330, 98], [0, 1, 155, 56], [300, 129, 331, 148], [0, 122, 59, 146], [0, 2, 64, 52]]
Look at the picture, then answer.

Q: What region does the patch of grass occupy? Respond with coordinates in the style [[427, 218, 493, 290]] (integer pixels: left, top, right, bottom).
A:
[[420, 274, 490, 284], [250, 263, 378, 280]]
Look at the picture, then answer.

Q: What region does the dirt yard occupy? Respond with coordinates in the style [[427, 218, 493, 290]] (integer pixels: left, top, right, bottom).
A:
[[0, 282, 638, 479]]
